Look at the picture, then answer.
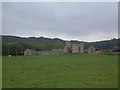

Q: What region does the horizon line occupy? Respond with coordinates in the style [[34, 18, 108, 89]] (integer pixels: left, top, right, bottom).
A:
[[1, 34, 119, 43]]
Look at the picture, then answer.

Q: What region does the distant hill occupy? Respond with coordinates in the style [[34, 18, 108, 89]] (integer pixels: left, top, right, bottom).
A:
[[2, 35, 119, 56], [2, 35, 64, 43]]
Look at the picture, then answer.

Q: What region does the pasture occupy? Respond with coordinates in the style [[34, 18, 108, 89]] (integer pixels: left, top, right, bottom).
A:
[[2, 54, 118, 88]]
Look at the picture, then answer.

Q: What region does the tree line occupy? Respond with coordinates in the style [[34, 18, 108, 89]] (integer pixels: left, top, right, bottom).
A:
[[2, 35, 119, 56]]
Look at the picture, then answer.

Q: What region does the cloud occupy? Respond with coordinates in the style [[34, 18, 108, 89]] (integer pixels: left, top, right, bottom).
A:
[[2, 2, 118, 41]]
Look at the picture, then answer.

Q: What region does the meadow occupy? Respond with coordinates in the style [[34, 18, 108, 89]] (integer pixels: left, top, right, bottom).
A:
[[2, 54, 118, 88]]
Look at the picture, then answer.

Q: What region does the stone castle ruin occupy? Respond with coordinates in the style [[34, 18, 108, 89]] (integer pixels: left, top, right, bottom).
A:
[[63, 41, 84, 54], [24, 41, 97, 56]]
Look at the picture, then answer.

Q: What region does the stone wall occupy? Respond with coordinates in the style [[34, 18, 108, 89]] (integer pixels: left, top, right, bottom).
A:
[[24, 49, 64, 56]]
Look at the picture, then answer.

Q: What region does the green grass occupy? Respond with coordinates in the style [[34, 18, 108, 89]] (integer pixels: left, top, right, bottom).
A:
[[2, 54, 118, 88]]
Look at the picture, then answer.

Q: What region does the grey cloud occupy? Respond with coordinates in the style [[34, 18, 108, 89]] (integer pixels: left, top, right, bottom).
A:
[[2, 2, 118, 41]]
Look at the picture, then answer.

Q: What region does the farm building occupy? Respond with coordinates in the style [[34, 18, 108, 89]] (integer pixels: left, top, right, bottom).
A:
[[24, 49, 36, 56]]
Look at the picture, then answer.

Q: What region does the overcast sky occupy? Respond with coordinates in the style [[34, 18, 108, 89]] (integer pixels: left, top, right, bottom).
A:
[[2, 2, 118, 42]]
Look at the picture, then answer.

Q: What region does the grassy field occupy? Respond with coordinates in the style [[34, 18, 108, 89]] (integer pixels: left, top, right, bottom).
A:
[[2, 54, 118, 88]]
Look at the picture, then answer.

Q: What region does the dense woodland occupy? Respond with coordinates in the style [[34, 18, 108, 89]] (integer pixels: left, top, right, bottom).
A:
[[2, 35, 120, 56]]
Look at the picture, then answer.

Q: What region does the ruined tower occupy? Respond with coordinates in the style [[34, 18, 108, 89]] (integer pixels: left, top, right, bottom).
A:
[[79, 42, 84, 53], [64, 41, 85, 54], [72, 44, 80, 53], [64, 41, 72, 53]]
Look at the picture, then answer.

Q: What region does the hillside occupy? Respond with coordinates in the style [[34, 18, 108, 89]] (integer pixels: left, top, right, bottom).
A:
[[2, 35, 119, 56]]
